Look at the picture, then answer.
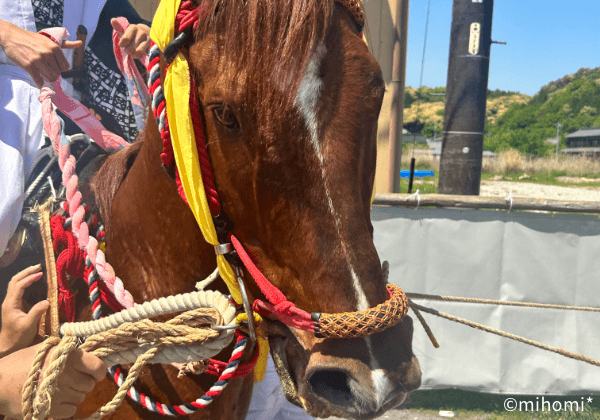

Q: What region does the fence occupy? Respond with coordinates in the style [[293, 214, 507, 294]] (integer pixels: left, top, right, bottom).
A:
[[372, 194, 600, 395]]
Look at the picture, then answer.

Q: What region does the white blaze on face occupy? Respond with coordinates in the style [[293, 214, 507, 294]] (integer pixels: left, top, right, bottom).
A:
[[294, 44, 394, 406]]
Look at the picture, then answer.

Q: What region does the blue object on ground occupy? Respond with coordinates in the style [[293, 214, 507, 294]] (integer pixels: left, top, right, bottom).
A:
[[400, 170, 435, 178]]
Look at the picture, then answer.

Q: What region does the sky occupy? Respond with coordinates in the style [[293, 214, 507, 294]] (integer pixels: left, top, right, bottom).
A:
[[403, 1, 600, 96]]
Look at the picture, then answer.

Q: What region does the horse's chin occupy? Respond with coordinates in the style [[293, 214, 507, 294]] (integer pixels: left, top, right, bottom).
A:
[[266, 325, 305, 407]]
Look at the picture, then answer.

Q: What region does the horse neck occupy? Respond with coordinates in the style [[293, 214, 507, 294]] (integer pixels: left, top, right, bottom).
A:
[[104, 113, 223, 303]]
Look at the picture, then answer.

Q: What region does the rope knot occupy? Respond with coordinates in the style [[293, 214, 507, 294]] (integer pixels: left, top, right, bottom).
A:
[[38, 86, 57, 103], [51, 215, 83, 322]]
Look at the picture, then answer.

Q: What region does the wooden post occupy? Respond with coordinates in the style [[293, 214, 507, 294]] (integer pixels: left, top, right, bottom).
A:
[[387, 0, 410, 193]]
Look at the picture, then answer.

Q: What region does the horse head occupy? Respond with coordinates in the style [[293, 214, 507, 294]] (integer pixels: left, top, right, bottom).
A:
[[174, 1, 421, 418]]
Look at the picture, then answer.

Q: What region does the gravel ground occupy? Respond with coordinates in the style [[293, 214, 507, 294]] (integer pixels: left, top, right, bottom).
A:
[[479, 180, 600, 202]]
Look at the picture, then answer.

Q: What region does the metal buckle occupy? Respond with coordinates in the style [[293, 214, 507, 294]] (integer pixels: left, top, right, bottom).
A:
[[234, 266, 257, 345], [214, 243, 233, 255]]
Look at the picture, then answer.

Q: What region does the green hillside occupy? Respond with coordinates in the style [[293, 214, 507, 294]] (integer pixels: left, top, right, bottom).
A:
[[402, 67, 600, 157], [403, 87, 529, 138]]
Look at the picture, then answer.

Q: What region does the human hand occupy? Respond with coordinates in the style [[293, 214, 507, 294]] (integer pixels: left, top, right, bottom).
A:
[[0, 344, 106, 418], [0, 20, 82, 88], [112, 19, 151, 60], [0, 265, 49, 358]]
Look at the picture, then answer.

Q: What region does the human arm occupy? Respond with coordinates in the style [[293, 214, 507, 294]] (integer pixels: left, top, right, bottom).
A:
[[0, 20, 82, 87], [0, 265, 49, 358], [0, 344, 106, 418]]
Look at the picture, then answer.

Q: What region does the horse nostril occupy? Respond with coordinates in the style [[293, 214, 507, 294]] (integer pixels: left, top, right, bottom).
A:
[[307, 369, 353, 405]]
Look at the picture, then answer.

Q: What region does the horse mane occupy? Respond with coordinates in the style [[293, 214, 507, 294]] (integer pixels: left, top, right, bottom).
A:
[[90, 139, 143, 232], [194, 0, 335, 125]]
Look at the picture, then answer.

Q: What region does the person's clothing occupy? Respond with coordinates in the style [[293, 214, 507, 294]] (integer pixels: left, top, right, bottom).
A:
[[246, 355, 315, 420], [81, 0, 150, 141], [0, 0, 148, 257], [0, 67, 44, 255], [32, 0, 149, 141]]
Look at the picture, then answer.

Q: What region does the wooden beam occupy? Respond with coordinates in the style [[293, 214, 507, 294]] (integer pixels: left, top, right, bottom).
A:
[[373, 193, 600, 214]]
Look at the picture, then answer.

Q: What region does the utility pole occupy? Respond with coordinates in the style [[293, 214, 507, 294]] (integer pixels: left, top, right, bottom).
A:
[[387, 0, 410, 193], [438, 0, 495, 195], [556, 122, 561, 158]]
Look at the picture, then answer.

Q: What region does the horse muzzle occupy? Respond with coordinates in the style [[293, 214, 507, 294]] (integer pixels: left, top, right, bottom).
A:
[[267, 315, 421, 420]]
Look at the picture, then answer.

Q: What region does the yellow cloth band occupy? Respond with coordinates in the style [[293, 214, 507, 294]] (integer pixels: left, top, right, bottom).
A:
[[150, 0, 267, 381]]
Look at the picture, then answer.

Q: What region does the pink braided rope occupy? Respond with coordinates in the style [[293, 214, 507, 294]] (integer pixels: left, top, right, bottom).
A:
[[39, 27, 135, 309], [113, 18, 150, 132]]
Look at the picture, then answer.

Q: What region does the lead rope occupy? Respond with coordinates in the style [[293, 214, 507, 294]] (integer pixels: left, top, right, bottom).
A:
[[39, 28, 136, 313], [375, 261, 600, 367], [407, 294, 600, 367], [22, 332, 256, 420]]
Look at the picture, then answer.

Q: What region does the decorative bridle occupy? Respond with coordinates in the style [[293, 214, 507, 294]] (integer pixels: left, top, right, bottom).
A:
[[148, 0, 409, 346]]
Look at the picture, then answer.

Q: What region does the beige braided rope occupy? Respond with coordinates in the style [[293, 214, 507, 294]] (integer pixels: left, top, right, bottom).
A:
[[80, 308, 222, 363], [407, 293, 600, 312], [85, 346, 161, 420], [32, 335, 79, 420], [410, 301, 600, 367], [21, 308, 232, 420], [22, 337, 61, 420]]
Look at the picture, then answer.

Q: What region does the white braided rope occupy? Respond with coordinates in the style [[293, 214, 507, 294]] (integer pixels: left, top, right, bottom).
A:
[[59, 269, 238, 366]]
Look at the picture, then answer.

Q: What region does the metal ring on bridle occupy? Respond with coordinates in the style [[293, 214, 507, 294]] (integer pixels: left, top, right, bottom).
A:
[[214, 243, 233, 255], [234, 266, 257, 345]]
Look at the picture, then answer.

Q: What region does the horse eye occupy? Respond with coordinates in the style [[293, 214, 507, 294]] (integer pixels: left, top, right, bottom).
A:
[[212, 105, 241, 133]]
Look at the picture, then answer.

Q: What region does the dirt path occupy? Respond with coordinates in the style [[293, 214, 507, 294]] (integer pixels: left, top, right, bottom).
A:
[[479, 180, 600, 202]]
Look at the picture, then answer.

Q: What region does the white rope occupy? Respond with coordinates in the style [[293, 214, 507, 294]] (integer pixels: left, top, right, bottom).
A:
[[505, 190, 514, 213], [195, 267, 220, 291], [406, 189, 421, 210], [59, 285, 237, 366], [47, 176, 57, 203]]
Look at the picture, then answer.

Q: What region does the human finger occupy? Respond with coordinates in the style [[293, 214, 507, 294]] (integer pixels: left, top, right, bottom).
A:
[[69, 349, 107, 382], [5, 270, 43, 310], [110, 18, 126, 34], [49, 401, 78, 419], [132, 26, 149, 49], [8, 264, 41, 285], [52, 45, 71, 72], [62, 40, 83, 50], [62, 363, 98, 394], [132, 38, 151, 59], [55, 384, 87, 405], [37, 59, 61, 84], [24, 299, 50, 327], [119, 25, 135, 50]]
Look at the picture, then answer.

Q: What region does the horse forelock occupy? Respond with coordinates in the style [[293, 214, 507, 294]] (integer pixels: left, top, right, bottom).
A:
[[193, 0, 336, 124]]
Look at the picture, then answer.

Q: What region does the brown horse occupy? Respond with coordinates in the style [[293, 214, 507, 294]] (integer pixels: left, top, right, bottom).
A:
[[73, 0, 421, 418]]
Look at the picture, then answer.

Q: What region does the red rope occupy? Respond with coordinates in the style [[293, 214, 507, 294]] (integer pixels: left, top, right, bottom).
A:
[[51, 215, 82, 322], [175, 0, 200, 33], [230, 235, 314, 332], [206, 332, 260, 378], [188, 77, 221, 214]]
